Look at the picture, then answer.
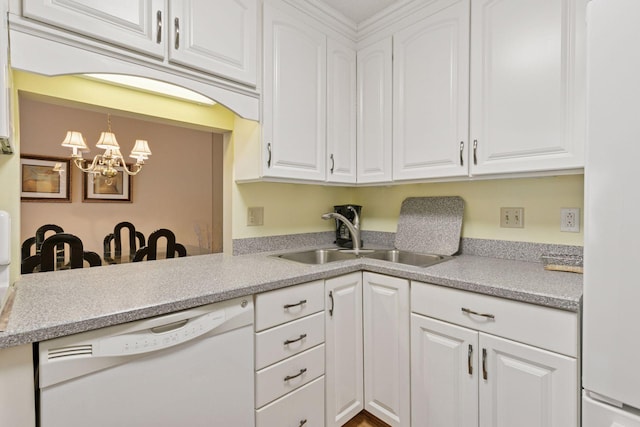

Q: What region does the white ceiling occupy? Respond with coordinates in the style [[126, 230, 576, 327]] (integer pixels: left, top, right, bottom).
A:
[[317, 0, 404, 24]]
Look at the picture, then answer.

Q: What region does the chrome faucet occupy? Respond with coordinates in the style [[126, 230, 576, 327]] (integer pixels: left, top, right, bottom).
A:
[[321, 206, 361, 252]]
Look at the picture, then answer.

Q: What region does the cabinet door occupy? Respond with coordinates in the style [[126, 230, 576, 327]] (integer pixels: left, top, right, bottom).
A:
[[326, 38, 357, 184], [479, 333, 578, 427], [469, 0, 587, 175], [23, 0, 165, 58], [168, 0, 257, 86], [363, 273, 410, 427], [357, 38, 393, 184], [325, 273, 363, 427], [411, 314, 478, 427], [262, 0, 327, 181], [393, 0, 470, 181]]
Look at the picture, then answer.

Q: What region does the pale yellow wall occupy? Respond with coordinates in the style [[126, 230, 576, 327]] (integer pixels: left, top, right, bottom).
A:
[[232, 182, 355, 238], [352, 175, 584, 246], [232, 175, 584, 246]]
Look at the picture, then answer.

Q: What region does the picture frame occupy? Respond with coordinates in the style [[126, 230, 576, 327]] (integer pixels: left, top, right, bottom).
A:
[[83, 166, 133, 202], [20, 155, 71, 202]]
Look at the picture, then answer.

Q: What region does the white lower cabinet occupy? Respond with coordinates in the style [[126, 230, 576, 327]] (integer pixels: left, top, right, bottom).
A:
[[325, 272, 410, 427], [325, 273, 364, 427], [254, 281, 325, 427], [363, 273, 411, 427], [411, 281, 578, 427]]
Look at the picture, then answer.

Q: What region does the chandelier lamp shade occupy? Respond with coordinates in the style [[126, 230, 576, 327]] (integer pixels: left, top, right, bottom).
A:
[[61, 115, 152, 178]]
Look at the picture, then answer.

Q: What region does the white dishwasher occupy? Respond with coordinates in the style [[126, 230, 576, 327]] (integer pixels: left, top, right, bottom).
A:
[[38, 296, 254, 427]]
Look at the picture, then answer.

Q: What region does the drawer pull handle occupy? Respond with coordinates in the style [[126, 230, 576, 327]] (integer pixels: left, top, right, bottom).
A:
[[329, 290, 334, 316], [468, 344, 473, 375], [299, 420, 308, 426], [330, 153, 335, 174], [284, 368, 307, 382], [482, 348, 488, 380], [284, 299, 307, 310], [459, 141, 464, 166], [461, 307, 495, 320], [284, 334, 307, 345]]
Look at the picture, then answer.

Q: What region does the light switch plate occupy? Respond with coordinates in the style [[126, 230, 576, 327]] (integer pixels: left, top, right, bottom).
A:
[[500, 207, 524, 228], [247, 207, 264, 226]]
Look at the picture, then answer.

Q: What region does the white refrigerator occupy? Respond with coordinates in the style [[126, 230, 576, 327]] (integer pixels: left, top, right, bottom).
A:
[[583, 0, 640, 425]]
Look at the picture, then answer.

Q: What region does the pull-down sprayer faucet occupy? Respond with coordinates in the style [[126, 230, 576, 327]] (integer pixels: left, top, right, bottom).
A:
[[321, 206, 361, 252]]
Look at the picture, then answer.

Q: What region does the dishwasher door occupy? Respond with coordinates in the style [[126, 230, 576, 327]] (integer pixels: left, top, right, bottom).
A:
[[38, 297, 254, 427]]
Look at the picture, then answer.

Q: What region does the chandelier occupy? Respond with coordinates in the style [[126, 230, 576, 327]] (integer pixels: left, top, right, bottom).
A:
[[61, 115, 152, 178]]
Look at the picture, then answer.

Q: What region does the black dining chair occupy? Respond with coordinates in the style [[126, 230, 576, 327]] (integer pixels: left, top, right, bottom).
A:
[[21, 233, 101, 274], [133, 228, 187, 262], [104, 221, 145, 259], [22, 224, 66, 269]]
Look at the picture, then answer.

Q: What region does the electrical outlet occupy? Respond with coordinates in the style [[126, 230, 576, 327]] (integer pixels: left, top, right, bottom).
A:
[[247, 207, 264, 226], [500, 207, 524, 228], [561, 208, 580, 232]]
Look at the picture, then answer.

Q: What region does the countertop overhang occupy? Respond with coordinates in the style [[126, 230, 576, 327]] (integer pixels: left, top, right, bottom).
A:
[[0, 249, 583, 349]]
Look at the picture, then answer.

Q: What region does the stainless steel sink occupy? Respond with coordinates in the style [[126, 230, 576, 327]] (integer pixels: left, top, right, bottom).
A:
[[361, 249, 451, 268], [274, 248, 451, 268], [274, 248, 360, 264]]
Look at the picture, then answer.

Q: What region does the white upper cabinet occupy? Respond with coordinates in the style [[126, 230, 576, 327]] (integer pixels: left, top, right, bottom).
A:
[[168, 0, 257, 86], [262, 0, 327, 181], [21, 0, 258, 86], [326, 38, 357, 184], [22, 0, 165, 57], [469, 0, 587, 175], [393, 0, 470, 181], [357, 37, 393, 184]]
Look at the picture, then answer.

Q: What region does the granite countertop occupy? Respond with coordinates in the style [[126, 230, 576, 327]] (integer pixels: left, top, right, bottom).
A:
[[0, 249, 583, 349]]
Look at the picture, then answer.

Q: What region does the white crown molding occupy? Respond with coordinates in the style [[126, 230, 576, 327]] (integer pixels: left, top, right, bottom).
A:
[[356, 0, 441, 41], [282, 0, 358, 42]]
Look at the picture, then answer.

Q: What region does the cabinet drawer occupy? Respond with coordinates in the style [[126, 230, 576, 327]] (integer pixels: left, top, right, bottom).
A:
[[256, 311, 325, 370], [411, 282, 578, 357], [255, 344, 325, 408], [256, 376, 325, 427], [255, 281, 324, 332]]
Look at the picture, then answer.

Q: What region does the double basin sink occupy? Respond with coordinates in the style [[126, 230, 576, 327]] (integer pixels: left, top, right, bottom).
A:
[[274, 248, 451, 268]]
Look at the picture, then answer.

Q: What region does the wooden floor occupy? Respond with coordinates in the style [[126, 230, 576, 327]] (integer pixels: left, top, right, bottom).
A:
[[343, 411, 390, 427]]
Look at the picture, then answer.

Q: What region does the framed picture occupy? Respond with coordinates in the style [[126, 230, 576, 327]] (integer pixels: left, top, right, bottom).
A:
[[20, 155, 71, 202], [83, 166, 132, 202]]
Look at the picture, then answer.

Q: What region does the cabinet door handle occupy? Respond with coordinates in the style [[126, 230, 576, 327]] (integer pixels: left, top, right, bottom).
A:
[[468, 344, 473, 375], [461, 307, 495, 320], [482, 348, 488, 380], [330, 153, 335, 174], [284, 368, 307, 382], [299, 419, 308, 426], [329, 290, 334, 316], [156, 10, 162, 44], [284, 334, 307, 345], [459, 141, 464, 166], [267, 143, 272, 168], [473, 139, 478, 165], [174, 17, 180, 49], [283, 299, 307, 309]]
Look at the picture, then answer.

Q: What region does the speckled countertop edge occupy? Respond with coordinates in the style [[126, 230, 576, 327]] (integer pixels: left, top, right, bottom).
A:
[[0, 250, 583, 349]]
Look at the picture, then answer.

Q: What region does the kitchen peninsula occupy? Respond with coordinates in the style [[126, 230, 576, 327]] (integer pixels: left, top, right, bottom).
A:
[[0, 246, 582, 426]]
